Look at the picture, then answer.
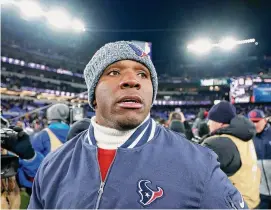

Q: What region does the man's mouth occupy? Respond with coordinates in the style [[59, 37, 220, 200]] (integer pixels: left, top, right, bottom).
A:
[[117, 96, 143, 109]]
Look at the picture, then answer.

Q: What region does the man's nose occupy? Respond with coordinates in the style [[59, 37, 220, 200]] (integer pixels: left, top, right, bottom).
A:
[[119, 72, 141, 90]]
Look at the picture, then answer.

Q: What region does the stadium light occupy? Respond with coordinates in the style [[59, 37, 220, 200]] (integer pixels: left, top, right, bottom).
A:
[[187, 39, 212, 54], [71, 19, 85, 32], [46, 9, 71, 29], [1, 0, 14, 5], [18, 0, 43, 18], [219, 37, 237, 50], [3, 0, 86, 32], [236, 38, 255, 45], [187, 38, 256, 54]]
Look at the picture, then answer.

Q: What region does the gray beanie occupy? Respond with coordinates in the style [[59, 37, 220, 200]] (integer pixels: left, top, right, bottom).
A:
[[47, 103, 70, 122], [84, 41, 158, 110]]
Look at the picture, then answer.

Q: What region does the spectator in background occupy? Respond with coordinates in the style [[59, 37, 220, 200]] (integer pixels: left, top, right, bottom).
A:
[[202, 101, 261, 209], [66, 118, 91, 141], [192, 109, 208, 138], [169, 120, 185, 133], [248, 109, 271, 209], [168, 111, 194, 140], [31, 103, 70, 156], [1, 116, 44, 209]]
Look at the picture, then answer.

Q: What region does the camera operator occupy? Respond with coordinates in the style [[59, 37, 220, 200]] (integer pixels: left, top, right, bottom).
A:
[[1, 116, 44, 209], [31, 103, 70, 157]]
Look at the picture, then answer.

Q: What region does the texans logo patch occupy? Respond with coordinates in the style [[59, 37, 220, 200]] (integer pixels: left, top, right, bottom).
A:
[[137, 180, 164, 206], [128, 43, 148, 57]]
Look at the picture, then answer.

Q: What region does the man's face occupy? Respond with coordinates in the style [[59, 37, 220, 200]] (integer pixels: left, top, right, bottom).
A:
[[252, 119, 267, 133], [94, 60, 153, 130], [208, 120, 223, 133]]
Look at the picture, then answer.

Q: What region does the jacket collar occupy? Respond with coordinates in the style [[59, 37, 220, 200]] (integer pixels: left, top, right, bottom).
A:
[[87, 117, 157, 149]]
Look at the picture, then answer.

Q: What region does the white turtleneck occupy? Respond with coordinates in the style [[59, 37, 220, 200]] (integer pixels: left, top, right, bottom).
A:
[[91, 114, 150, 149]]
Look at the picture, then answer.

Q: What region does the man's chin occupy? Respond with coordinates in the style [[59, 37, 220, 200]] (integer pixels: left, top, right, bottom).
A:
[[115, 114, 145, 131]]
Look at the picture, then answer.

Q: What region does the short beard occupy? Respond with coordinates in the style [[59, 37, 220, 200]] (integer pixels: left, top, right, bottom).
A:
[[114, 118, 142, 131]]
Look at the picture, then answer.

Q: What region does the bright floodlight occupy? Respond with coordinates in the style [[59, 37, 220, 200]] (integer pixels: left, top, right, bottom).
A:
[[18, 0, 43, 17], [71, 19, 85, 32], [187, 39, 212, 54], [46, 9, 71, 29], [219, 38, 237, 50]]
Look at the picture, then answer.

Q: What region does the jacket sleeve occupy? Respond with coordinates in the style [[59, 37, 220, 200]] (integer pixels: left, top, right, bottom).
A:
[[202, 136, 241, 176], [17, 151, 44, 188], [27, 155, 50, 209], [31, 130, 51, 157], [200, 152, 248, 209]]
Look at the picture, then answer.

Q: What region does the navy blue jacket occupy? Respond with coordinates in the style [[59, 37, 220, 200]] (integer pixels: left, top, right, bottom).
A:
[[28, 118, 247, 209], [253, 124, 271, 196]]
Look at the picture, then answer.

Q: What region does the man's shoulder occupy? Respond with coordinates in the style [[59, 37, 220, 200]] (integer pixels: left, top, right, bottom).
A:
[[157, 125, 217, 163], [202, 134, 238, 152], [203, 134, 233, 143], [263, 125, 271, 136]]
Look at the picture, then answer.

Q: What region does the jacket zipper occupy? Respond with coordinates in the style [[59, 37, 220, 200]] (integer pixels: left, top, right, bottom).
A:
[[95, 148, 118, 210]]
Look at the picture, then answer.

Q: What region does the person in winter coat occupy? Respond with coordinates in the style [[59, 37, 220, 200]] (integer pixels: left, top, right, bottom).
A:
[[66, 118, 91, 141], [202, 101, 261, 209], [28, 41, 247, 209], [1, 116, 44, 209], [192, 109, 208, 137], [168, 111, 194, 140], [31, 103, 70, 156], [248, 109, 271, 209]]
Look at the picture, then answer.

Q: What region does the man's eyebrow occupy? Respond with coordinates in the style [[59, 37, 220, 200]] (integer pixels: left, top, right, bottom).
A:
[[134, 64, 149, 72]]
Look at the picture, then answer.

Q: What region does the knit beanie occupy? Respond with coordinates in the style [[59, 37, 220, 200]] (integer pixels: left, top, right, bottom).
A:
[[208, 101, 236, 124], [84, 41, 158, 110], [47, 103, 70, 123]]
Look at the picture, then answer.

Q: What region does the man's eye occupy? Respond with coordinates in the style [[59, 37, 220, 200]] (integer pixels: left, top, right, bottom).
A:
[[138, 72, 147, 78], [108, 70, 120, 76]]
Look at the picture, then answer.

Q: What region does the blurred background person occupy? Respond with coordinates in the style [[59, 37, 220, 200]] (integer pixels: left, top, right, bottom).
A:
[[31, 103, 70, 157], [192, 109, 209, 138], [1, 115, 44, 209], [202, 101, 261, 209], [248, 109, 271, 209], [168, 111, 194, 140], [66, 118, 91, 141]]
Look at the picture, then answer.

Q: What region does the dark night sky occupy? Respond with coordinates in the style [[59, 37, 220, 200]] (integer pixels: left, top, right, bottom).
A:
[[41, 0, 271, 59], [3, 0, 271, 73]]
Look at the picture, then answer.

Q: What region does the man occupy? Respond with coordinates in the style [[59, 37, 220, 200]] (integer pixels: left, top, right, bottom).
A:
[[168, 111, 194, 140], [29, 41, 246, 209], [202, 101, 261, 209], [248, 109, 271, 209], [31, 103, 70, 156], [66, 118, 91, 141], [192, 109, 209, 138], [1, 116, 44, 209]]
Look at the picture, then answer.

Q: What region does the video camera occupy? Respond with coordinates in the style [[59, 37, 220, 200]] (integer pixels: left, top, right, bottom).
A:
[[69, 105, 84, 125], [0, 128, 20, 179]]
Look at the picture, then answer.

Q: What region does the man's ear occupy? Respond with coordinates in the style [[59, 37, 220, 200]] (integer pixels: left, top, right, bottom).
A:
[[93, 99, 97, 109]]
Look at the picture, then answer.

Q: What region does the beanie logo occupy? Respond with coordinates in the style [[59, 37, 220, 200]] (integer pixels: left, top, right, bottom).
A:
[[128, 43, 148, 57], [249, 111, 257, 118]]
